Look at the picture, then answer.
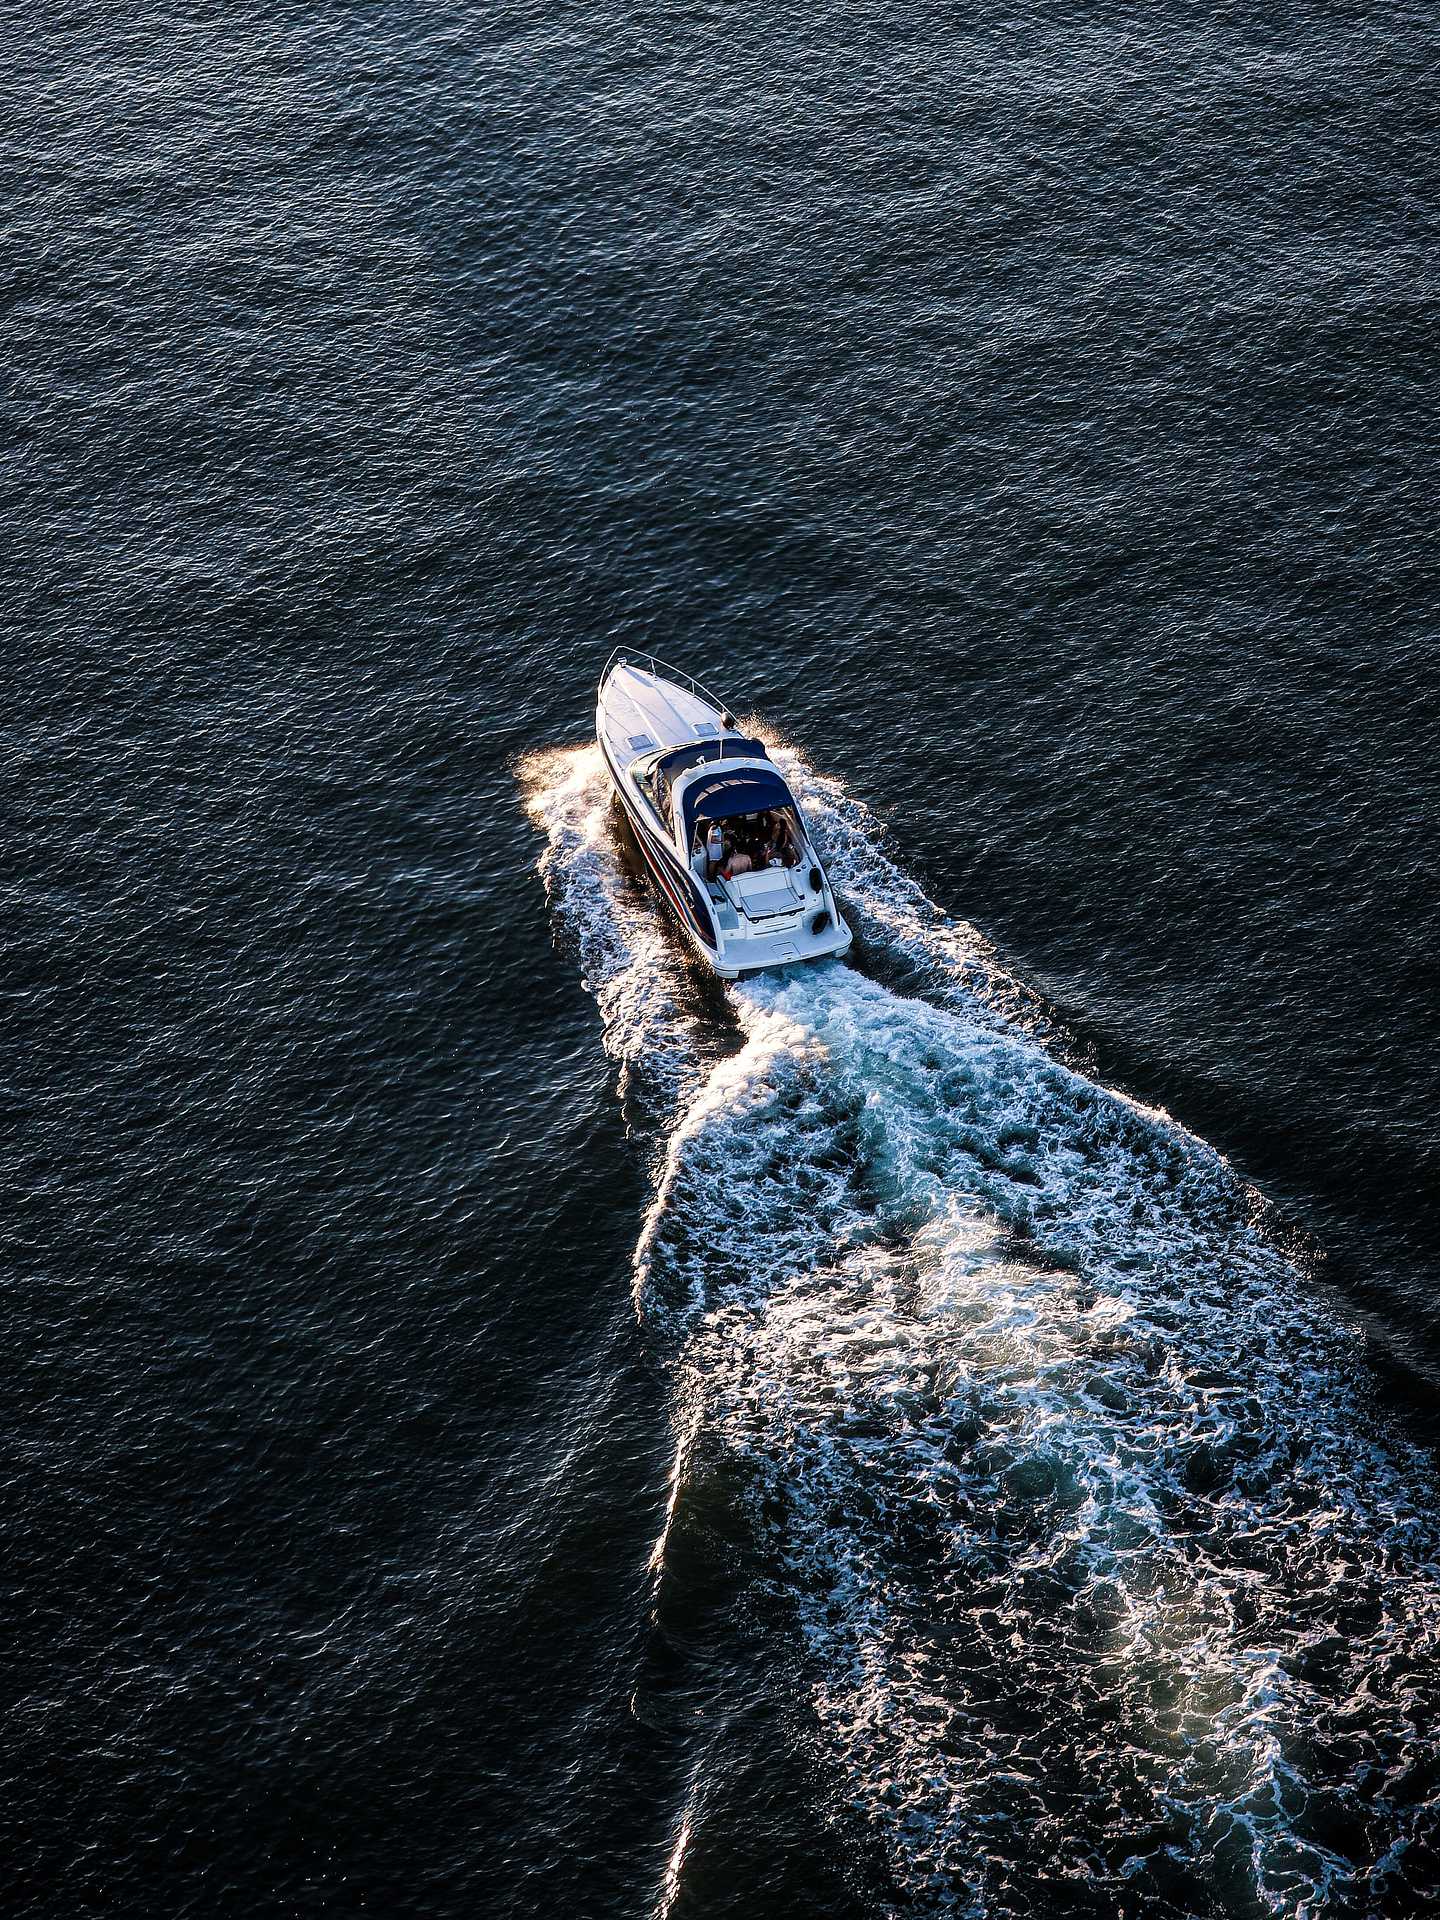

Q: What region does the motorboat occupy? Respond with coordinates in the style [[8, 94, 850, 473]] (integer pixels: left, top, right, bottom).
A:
[[596, 650, 853, 979]]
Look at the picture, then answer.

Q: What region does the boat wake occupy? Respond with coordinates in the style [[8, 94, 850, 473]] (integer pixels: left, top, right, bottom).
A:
[[520, 743, 1440, 1918]]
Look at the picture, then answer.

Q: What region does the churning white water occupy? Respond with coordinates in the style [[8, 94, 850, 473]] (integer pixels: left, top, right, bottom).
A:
[[521, 742, 1440, 1918]]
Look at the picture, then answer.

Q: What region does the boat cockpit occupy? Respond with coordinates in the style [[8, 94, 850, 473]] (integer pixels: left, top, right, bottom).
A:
[[627, 735, 823, 928]]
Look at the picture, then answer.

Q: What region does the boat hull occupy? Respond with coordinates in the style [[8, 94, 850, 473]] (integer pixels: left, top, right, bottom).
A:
[[598, 731, 720, 956], [596, 721, 852, 981]]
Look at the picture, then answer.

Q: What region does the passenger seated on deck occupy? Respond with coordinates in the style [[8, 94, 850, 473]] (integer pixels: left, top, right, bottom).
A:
[[754, 811, 782, 868], [723, 845, 754, 879], [754, 812, 785, 868]]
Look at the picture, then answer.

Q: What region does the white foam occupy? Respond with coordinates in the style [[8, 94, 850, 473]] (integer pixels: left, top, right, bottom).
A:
[[522, 742, 1440, 1917], [517, 744, 714, 1136]]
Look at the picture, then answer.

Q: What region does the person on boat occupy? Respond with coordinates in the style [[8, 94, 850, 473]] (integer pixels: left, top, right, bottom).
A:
[[704, 820, 726, 879], [763, 812, 793, 867], [723, 846, 754, 879]]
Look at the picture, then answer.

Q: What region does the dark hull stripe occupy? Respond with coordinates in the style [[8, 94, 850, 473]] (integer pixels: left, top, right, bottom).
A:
[[599, 738, 717, 948]]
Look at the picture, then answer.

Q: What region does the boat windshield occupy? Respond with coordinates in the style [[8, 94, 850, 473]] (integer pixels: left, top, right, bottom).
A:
[[653, 737, 769, 822]]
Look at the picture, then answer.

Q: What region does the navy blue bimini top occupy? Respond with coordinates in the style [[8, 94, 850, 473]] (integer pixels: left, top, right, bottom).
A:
[[680, 766, 794, 843]]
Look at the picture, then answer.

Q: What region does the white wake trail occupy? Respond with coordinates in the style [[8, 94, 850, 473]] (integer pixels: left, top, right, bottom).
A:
[[522, 742, 1440, 1919]]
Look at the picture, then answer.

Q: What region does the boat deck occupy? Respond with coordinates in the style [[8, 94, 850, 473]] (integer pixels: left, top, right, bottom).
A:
[[597, 656, 736, 776]]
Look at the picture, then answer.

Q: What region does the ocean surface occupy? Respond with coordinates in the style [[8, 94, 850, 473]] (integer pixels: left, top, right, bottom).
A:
[[6, 4, 1440, 1916]]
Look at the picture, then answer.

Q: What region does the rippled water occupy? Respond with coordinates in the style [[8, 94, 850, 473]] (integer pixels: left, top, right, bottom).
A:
[[8, 1, 1440, 1915]]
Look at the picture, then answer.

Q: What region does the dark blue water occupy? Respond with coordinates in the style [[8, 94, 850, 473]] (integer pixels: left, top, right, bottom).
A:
[[6, 4, 1440, 1915]]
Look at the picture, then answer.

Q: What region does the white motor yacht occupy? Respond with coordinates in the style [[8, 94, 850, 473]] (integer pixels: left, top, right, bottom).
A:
[[595, 650, 852, 979]]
